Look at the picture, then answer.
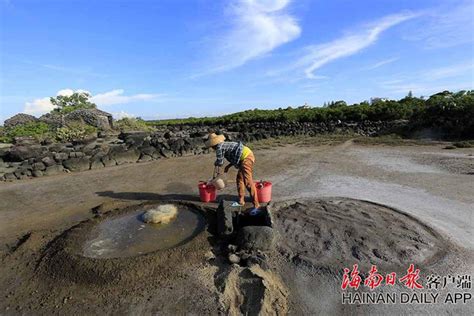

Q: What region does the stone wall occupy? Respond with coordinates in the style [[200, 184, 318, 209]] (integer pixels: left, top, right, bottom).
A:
[[0, 120, 406, 181]]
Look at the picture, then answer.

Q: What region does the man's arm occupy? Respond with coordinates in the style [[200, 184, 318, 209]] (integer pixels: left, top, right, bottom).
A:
[[224, 163, 232, 173]]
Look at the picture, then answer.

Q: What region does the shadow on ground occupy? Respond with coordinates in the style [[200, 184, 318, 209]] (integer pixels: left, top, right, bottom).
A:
[[96, 190, 238, 202]]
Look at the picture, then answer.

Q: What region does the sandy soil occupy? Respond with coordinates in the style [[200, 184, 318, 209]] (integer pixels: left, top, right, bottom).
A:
[[0, 140, 473, 315]]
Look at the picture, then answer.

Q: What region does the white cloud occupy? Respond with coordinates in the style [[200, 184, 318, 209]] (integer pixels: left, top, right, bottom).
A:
[[379, 62, 474, 95], [381, 81, 473, 96], [24, 97, 56, 116], [23, 89, 162, 116], [365, 57, 399, 70], [56, 89, 91, 97], [90, 89, 161, 106], [403, 1, 474, 49], [297, 12, 418, 79], [203, 0, 301, 74], [423, 62, 474, 81], [112, 111, 135, 119]]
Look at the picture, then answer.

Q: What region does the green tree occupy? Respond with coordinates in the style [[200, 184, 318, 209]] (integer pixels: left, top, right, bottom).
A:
[[327, 100, 347, 109], [50, 92, 97, 114]]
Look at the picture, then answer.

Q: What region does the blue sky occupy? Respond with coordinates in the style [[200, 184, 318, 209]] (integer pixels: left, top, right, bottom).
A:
[[1, 0, 473, 123]]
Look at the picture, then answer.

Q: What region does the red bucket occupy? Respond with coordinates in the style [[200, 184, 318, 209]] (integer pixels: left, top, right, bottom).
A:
[[198, 182, 217, 202], [255, 181, 272, 203]]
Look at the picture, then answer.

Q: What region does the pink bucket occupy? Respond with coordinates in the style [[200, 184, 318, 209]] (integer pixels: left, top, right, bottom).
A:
[[255, 181, 272, 203], [198, 182, 216, 202]]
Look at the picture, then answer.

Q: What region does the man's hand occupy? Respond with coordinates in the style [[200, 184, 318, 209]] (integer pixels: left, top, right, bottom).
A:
[[224, 164, 232, 173]]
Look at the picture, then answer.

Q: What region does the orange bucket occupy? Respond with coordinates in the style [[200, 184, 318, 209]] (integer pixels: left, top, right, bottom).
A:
[[198, 182, 217, 202], [255, 181, 272, 203]]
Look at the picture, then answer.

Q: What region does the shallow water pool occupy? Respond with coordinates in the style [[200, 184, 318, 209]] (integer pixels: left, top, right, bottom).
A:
[[82, 207, 205, 259]]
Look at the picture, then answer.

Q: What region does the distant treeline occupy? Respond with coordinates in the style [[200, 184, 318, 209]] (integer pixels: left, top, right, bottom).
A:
[[149, 90, 474, 138]]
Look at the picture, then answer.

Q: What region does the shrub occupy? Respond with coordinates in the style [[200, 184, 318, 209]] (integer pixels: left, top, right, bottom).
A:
[[0, 122, 52, 143], [0, 126, 8, 143], [114, 117, 155, 132], [55, 123, 97, 142], [146, 90, 474, 138]]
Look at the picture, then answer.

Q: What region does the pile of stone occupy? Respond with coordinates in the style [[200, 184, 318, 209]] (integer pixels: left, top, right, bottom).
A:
[[4, 114, 38, 128], [0, 120, 407, 181], [4, 108, 114, 131], [0, 129, 209, 181]]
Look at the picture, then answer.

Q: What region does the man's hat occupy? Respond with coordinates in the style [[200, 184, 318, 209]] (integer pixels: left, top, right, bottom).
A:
[[205, 133, 226, 148]]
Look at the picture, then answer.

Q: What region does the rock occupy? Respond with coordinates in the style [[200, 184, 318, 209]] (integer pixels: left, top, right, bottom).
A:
[[53, 152, 69, 162], [236, 226, 275, 251], [112, 149, 140, 165], [228, 254, 241, 264], [160, 148, 173, 158], [119, 131, 149, 147], [4, 113, 38, 128], [38, 113, 63, 127], [13, 136, 38, 145], [3, 173, 16, 181], [217, 200, 235, 237], [0, 166, 14, 175], [139, 146, 156, 156], [90, 144, 110, 156], [60, 147, 73, 154], [41, 138, 54, 146], [245, 254, 268, 269], [69, 151, 85, 158], [101, 155, 116, 167], [98, 130, 119, 139], [32, 162, 46, 171], [138, 154, 153, 162], [82, 143, 98, 155], [6, 145, 43, 162], [73, 145, 84, 151], [13, 166, 31, 179], [64, 108, 113, 130], [228, 244, 238, 252], [71, 134, 97, 145], [41, 156, 56, 167], [32, 170, 43, 177], [63, 157, 90, 172], [44, 164, 64, 176], [90, 158, 105, 170], [48, 143, 65, 152], [204, 251, 216, 261]]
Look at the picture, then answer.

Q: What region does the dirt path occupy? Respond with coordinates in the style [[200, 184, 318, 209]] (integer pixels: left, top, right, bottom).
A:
[[1, 141, 473, 314]]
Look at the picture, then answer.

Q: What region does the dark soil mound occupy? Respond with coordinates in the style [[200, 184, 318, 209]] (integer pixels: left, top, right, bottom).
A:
[[271, 198, 450, 271]]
